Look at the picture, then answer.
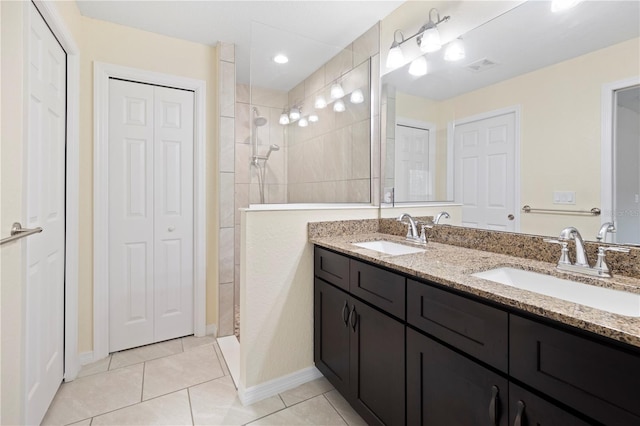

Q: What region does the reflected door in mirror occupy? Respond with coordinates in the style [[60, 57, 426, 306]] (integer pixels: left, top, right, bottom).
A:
[[395, 121, 435, 202]]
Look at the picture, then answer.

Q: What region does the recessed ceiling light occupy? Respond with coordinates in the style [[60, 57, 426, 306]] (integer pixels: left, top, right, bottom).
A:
[[273, 54, 289, 64]]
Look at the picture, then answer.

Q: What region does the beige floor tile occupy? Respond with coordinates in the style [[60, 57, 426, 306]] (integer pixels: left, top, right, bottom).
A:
[[143, 344, 224, 400], [182, 334, 217, 351], [212, 342, 231, 377], [279, 377, 334, 407], [41, 364, 143, 425], [67, 419, 92, 426], [324, 389, 367, 426], [92, 390, 192, 425], [190, 375, 285, 425], [248, 395, 347, 425], [110, 339, 183, 370], [77, 356, 111, 378]]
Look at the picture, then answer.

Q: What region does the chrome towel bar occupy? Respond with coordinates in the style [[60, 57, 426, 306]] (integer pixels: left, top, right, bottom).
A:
[[521, 205, 601, 216], [0, 222, 43, 245]]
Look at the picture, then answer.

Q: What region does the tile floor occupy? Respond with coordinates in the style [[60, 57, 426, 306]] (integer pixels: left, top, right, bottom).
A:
[[42, 336, 366, 426]]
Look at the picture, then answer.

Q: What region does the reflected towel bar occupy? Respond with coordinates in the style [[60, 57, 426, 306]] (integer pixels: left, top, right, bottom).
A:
[[521, 205, 601, 216], [0, 222, 43, 245]]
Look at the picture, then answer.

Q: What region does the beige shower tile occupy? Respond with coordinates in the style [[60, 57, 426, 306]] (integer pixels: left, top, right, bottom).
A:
[[235, 184, 249, 224], [252, 87, 287, 109], [353, 23, 379, 66], [110, 339, 183, 370], [220, 42, 235, 62], [219, 227, 234, 283], [248, 395, 346, 426], [92, 390, 192, 425], [325, 47, 354, 83], [279, 377, 334, 407], [220, 61, 236, 117], [190, 375, 285, 425], [220, 116, 235, 173], [234, 224, 241, 262], [77, 355, 111, 378], [235, 102, 250, 144], [305, 67, 325, 97], [289, 81, 305, 106], [352, 120, 371, 180], [348, 179, 371, 203], [324, 389, 367, 426], [236, 83, 250, 104], [220, 173, 235, 228], [235, 143, 251, 184], [143, 344, 224, 400], [219, 283, 235, 336], [42, 364, 143, 425]]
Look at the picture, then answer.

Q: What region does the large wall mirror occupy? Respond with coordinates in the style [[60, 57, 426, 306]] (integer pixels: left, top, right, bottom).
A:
[[381, 0, 640, 244]]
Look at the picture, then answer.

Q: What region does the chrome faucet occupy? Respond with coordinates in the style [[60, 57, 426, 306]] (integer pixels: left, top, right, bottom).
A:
[[559, 226, 589, 267], [397, 213, 424, 244], [434, 211, 450, 225], [596, 222, 616, 242], [545, 226, 630, 278]]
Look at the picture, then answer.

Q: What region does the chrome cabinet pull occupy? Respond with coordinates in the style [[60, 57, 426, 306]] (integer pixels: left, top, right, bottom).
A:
[[0, 222, 43, 245]]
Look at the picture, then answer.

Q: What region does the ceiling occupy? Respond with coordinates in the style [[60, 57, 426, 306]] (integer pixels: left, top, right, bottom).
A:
[[76, 0, 404, 91], [383, 0, 640, 100]]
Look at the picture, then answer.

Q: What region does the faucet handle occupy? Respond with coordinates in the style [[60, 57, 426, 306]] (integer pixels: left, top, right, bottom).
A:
[[594, 246, 630, 277], [544, 239, 571, 265], [600, 246, 630, 254]]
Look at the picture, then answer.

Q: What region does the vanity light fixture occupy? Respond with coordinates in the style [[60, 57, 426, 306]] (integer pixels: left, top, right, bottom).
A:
[[408, 56, 428, 76], [273, 53, 289, 64], [333, 99, 346, 112], [279, 112, 290, 125], [350, 89, 364, 104], [298, 117, 309, 127], [386, 30, 406, 69], [314, 95, 327, 109], [551, 0, 582, 12], [289, 107, 301, 121], [308, 113, 319, 123], [444, 38, 465, 61], [330, 83, 345, 100]]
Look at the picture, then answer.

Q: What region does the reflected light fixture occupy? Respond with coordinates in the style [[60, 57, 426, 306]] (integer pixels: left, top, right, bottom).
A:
[[298, 117, 309, 127], [444, 38, 465, 61], [279, 112, 290, 125], [386, 30, 405, 69], [417, 9, 449, 53], [273, 53, 289, 64], [350, 89, 364, 104], [330, 83, 345, 100], [309, 113, 319, 123], [408, 56, 428, 76], [333, 99, 346, 112], [314, 96, 327, 109], [289, 107, 301, 121], [551, 0, 582, 12]]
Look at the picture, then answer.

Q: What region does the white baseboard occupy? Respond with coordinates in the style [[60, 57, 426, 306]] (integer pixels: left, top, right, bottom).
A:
[[238, 366, 323, 406], [206, 323, 218, 337], [78, 351, 94, 366]]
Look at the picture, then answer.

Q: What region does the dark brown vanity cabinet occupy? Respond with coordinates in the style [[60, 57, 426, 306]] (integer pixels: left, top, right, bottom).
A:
[[314, 248, 405, 426]]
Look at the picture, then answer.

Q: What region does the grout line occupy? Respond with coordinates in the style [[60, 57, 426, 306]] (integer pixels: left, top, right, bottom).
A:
[[186, 387, 195, 426], [140, 362, 146, 402], [323, 393, 349, 425], [107, 354, 113, 371], [88, 390, 188, 423]]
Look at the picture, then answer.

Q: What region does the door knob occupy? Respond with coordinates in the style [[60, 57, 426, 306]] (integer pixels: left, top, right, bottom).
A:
[[168, 226, 175, 232], [507, 214, 515, 221]]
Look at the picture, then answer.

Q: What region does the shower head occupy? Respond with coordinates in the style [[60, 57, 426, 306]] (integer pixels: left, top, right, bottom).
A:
[[253, 107, 267, 127], [265, 144, 280, 159]]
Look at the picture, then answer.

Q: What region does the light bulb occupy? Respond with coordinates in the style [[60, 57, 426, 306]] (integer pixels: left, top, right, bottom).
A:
[[279, 113, 289, 125], [350, 89, 364, 104], [298, 117, 308, 127], [386, 45, 405, 69], [420, 27, 441, 53], [551, 0, 582, 12], [330, 83, 345, 100], [308, 113, 319, 123], [314, 96, 327, 109], [289, 107, 300, 121], [444, 38, 465, 61], [273, 54, 289, 64], [333, 99, 346, 112], [408, 56, 427, 76]]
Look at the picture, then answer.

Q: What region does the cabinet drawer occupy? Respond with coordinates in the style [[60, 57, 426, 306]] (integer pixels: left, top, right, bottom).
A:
[[349, 260, 405, 319], [314, 247, 349, 291], [509, 384, 591, 426], [407, 279, 508, 372], [510, 315, 640, 425]]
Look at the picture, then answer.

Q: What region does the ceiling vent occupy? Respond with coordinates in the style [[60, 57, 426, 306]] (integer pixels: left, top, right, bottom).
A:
[[466, 58, 498, 73]]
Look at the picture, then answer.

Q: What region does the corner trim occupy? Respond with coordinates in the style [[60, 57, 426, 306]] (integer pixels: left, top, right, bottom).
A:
[[238, 366, 323, 406]]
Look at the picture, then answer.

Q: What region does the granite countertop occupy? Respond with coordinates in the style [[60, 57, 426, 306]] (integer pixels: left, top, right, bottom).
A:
[[310, 232, 640, 349]]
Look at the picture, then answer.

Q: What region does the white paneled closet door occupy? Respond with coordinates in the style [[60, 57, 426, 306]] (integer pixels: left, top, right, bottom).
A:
[[25, 4, 67, 424], [108, 79, 194, 353]]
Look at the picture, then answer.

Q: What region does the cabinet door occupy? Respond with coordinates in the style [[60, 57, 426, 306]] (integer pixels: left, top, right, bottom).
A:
[[314, 278, 351, 396], [350, 299, 405, 426], [509, 384, 591, 426], [407, 327, 508, 426]]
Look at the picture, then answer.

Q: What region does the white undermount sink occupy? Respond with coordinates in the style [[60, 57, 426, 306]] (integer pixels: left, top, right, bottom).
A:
[[473, 267, 640, 317], [352, 240, 425, 256]]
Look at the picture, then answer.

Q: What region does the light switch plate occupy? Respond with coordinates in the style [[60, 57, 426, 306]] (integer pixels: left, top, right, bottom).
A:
[[553, 191, 576, 204]]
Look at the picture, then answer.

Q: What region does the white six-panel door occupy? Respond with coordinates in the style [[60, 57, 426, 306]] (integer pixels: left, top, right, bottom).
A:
[[26, 3, 66, 424], [455, 112, 516, 231], [395, 124, 433, 202], [108, 79, 194, 352]]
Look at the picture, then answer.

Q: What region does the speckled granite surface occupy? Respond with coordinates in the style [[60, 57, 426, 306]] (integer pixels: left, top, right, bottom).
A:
[[309, 225, 640, 348]]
